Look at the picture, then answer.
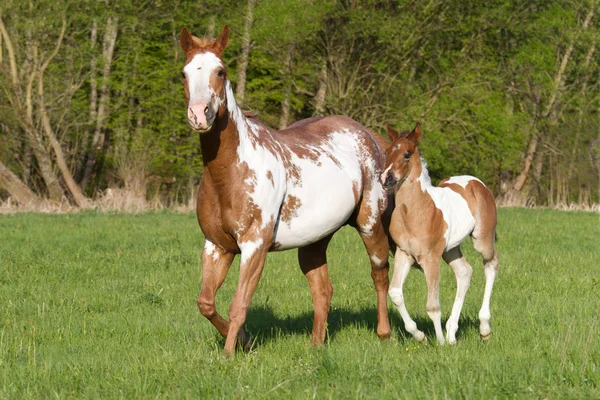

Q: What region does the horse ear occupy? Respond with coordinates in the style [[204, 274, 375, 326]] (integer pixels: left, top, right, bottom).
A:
[[385, 123, 400, 142], [408, 123, 422, 143], [213, 25, 230, 56], [180, 28, 194, 53]]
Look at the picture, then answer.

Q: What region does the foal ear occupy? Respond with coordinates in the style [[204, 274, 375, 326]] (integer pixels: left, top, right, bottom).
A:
[[180, 28, 194, 53], [408, 123, 422, 143], [213, 25, 230, 56], [385, 123, 400, 142]]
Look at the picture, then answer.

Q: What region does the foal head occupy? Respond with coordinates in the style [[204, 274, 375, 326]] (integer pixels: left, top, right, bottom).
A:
[[380, 123, 422, 191], [180, 25, 230, 133]]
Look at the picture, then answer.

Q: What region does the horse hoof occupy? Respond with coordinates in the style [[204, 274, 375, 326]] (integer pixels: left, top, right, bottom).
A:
[[481, 333, 491, 341], [414, 331, 426, 343]]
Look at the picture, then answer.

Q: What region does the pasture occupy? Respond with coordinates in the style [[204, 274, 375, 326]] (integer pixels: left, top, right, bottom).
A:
[[0, 208, 598, 398]]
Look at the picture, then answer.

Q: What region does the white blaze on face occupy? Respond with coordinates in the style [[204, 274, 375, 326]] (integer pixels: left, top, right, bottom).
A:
[[380, 165, 392, 186], [183, 52, 224, 129]]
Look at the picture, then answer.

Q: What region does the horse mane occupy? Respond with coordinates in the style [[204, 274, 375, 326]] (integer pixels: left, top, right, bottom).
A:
[[191, 35, 216, 51], [418, 157, 433, 189]]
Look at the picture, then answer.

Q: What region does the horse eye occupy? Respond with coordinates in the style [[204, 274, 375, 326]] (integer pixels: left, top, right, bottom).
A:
[[217, 69, 225, 78], [404, 152, 412, 160], [181, 71, 186, 79]]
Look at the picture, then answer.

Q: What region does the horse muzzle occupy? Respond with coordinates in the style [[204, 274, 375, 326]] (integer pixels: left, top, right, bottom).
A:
[[188, 104, 216, 133]]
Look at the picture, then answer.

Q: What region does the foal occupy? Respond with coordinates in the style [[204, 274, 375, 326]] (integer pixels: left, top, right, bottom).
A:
[[380, 124, 499, 344]]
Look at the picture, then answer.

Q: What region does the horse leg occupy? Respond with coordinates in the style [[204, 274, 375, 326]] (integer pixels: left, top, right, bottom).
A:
[[421, 255, 445, 345], [473, 233, 499, 340], [389, 249, 425, 342], [298, 235, 334, 346], [198, 240, 238, 338], [223, 238, 270, 357], [442, 247, 473, 344], [357, 223, 391, 340]]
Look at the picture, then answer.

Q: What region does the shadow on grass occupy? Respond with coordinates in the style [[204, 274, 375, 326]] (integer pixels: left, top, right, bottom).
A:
[[214, 305, 482, 349]]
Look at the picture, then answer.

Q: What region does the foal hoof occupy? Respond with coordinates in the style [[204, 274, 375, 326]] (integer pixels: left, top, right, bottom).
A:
[[414, 331, 427, 343], [481, 333, 491, 341]]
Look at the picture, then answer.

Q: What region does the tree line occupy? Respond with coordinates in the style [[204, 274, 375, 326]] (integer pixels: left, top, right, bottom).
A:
[[0, 0, 598, 210]]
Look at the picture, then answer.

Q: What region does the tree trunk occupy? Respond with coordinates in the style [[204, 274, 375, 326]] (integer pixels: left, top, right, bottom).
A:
[[235, 0, 256, 104], [207, 15, 216, 38], [511, 8, 594, 199], [37, 18, 89, 208], [80, 16, 118, 191], [75, 19, 98, 183], [279, 44, 294, 130], [314, 56, 327, 116], [567, 43, 595, 186], [1, 14, 63, 201], [513, 132, 538, 191], [0, 160, 42, 206]]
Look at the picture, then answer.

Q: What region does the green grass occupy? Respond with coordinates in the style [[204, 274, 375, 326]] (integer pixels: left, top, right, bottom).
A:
[[0, 208, 598, 398]]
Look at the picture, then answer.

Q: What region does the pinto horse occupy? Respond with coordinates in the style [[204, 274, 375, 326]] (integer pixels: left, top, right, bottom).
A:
[[380, 123, 499, 345], [180, 25, 392, 356]]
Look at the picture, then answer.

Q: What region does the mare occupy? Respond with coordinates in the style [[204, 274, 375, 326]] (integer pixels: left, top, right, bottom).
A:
[[380, 123, 499, 344], [180, 25, 392, 356]]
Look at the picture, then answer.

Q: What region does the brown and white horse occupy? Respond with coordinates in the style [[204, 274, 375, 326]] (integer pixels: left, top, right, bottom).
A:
[[180, 26, 392, 356], [380, 123, 499, 345]]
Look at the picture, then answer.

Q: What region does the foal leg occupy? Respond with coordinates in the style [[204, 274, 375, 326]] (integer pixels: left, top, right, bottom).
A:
[[420, 255, 445, 345], [442, 247, 473, 344], [198, 240, 238, 338], [357, 223, 392, 340], [389, 249, 425, 342], [473, 234, 499, 340], [223, 238, 270, 357], [298, 235, 334, 346]]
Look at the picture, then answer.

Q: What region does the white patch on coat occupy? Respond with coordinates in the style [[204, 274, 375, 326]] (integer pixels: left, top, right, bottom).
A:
[[239, 238, 264, 265], [417, 159, 476, 251], [370, 254, 382, 266], [223, 80, 384, 250], [184, 53, 224, 107], [224, 81, 287, 233], [446, 175, 484, 188], [204, 240, 218, 262], [273, 131, 364, 250]]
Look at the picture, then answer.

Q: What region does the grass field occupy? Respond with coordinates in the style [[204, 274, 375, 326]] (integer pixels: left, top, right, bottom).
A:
[[0, 208, 598, 398]]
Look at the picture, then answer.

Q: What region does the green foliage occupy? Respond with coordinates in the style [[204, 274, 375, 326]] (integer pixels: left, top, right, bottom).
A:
[[0, 0, 597, 204], [0, 209, 599, 397]]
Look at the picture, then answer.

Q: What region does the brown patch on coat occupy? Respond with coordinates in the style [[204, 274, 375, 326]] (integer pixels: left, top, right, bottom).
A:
[[280, 195, 302, 223], [266, 170, 274, 186]]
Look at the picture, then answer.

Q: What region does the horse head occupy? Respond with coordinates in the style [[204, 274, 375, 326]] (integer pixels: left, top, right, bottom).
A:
[[180, 25, 230, 133], [380, 123, 422, 191]]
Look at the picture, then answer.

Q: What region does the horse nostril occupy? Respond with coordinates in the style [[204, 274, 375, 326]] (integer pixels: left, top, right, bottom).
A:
[[204, 106, 209, 116], [385, 174, 395, 187]]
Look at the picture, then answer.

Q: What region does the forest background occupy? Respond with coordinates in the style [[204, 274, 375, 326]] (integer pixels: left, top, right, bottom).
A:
[[0, 0, 598, 211]]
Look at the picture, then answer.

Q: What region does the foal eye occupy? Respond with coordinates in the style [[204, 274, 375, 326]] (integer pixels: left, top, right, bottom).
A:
[[217, 69, 225, 78], [403, 152, 412, 160]]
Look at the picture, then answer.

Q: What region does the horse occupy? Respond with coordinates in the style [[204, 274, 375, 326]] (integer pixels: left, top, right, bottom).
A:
[[179, 25, 392, 356], [380, 123, 499, 345]]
